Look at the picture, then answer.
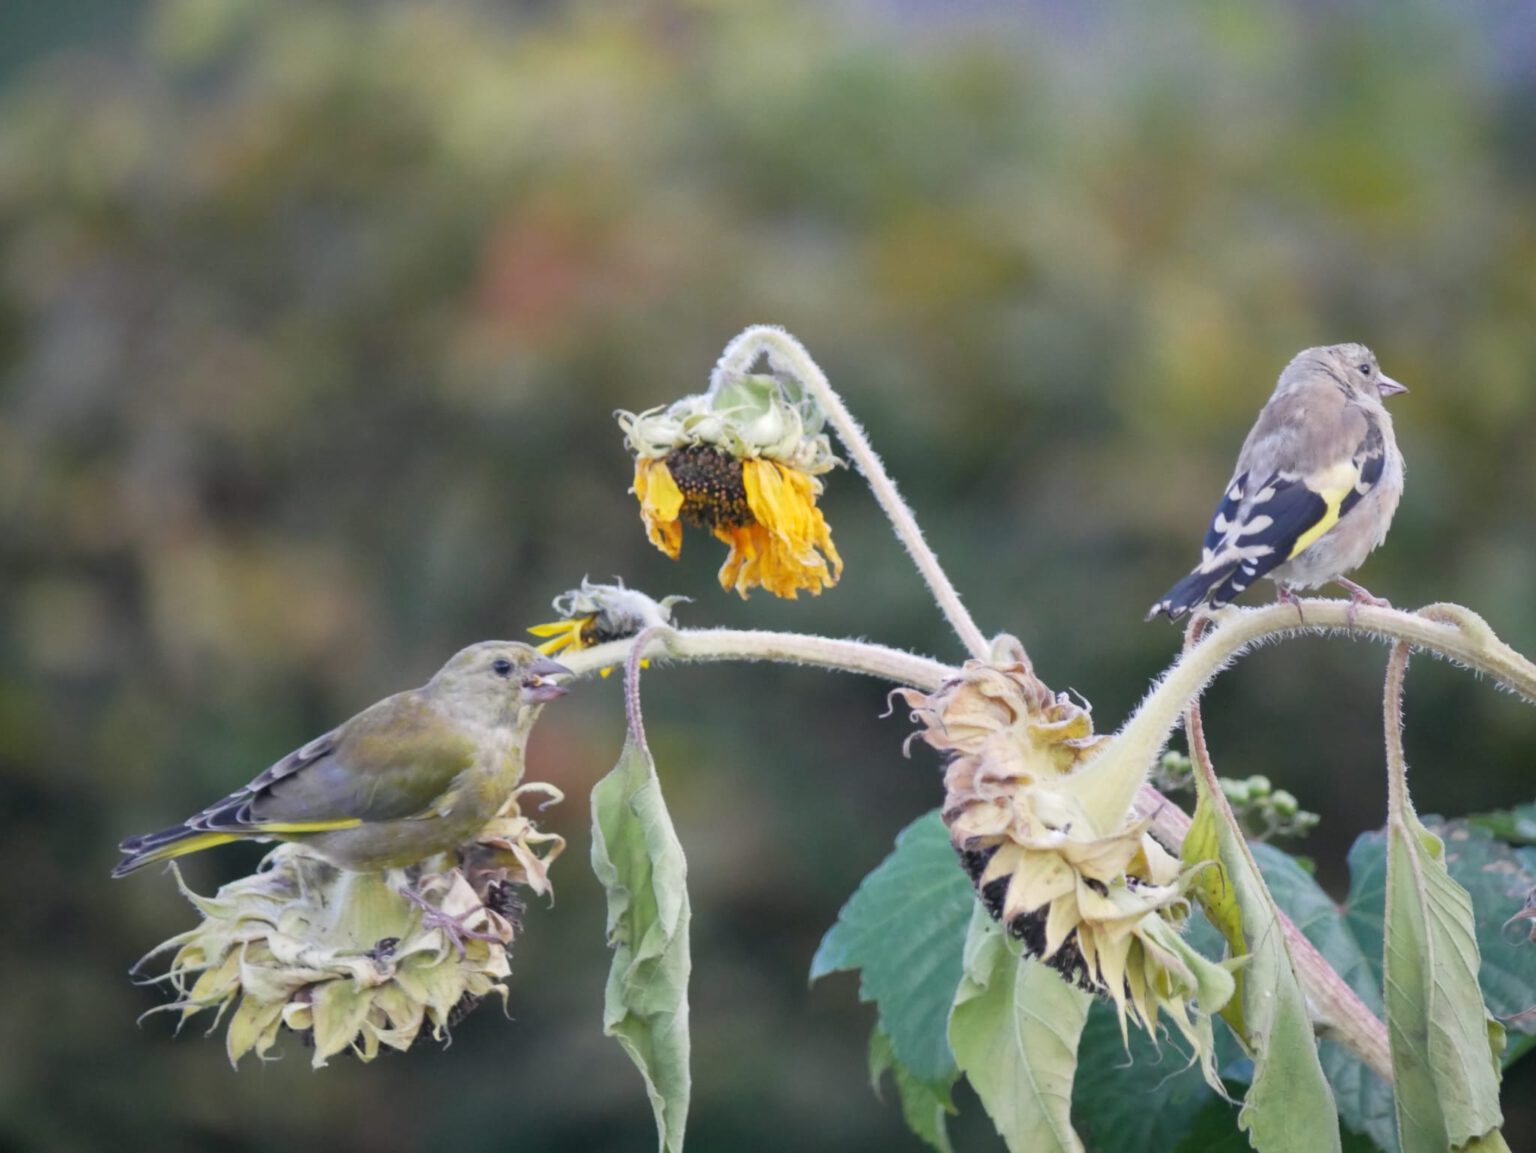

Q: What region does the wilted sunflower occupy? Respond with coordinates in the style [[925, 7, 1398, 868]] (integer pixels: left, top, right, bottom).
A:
[[528, 579, 685, 675], [134, 784, 564, 1068], [897, 641, 1235, 1077], [618, 372, 843, 599]]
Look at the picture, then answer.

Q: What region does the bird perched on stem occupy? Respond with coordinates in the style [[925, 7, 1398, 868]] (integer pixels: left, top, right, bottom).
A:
[[113, 642, 570, 878], [1148, 343, 1406, 621]]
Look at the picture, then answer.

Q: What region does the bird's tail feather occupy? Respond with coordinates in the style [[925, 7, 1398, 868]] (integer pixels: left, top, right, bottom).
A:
[[1146, 563, 1254, 622], [112, 826, 242, 877]]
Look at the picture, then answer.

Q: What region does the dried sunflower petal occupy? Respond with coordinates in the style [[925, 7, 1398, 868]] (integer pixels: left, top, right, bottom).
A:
[[133, 785, 562, 1067], [899, 639, 1235, 1085]]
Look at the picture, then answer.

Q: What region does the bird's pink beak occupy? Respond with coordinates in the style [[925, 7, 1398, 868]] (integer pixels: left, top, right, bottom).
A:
[[524, 656, 572, 702], [1377, 373, 1408, 397]]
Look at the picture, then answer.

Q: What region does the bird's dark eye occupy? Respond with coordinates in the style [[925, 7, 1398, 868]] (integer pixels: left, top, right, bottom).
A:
[[1359, 363, 1373, 375], [493, 658, 514, 677]]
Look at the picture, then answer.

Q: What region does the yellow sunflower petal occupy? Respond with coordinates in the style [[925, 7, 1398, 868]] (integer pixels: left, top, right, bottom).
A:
[[727, 459, 842, 599], [527, 621, 579, 637], [527, 617, 592, 657], [633, 459, 685, 559], [714, 522, 763, 596]]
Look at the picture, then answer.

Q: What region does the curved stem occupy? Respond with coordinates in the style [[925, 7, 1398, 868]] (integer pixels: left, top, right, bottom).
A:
[[1064, 599, 1536, 832], [622, 626, 661, 751], [555, 626, 955, 691], [713, 325, 992, 661]]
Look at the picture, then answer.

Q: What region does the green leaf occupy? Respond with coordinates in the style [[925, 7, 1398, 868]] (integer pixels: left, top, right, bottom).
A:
[[1250, 816, 1536, 1153], [1343, 823, 1536, 1067], [811, 809, 975, 1081], [590, 738, 691, 1153], [1466, 802, 1536, 846], [1250, 842, 1399, 1153], [869, 1028, 957, 1153], [1071, 999, 1218, 1153], [1383, 796, 1505, 1153], [1169, 1097, 1388, 1153], [1170, 1097, 1258, 1153], [1182, 788, 1342, 1153], [949, 905, 1090, 1153], [1066, 801, 1536, 1153]]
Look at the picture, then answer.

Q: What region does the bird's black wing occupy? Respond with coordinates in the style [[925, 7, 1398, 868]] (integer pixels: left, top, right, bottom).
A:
[[1148, 423, 1386, 620]]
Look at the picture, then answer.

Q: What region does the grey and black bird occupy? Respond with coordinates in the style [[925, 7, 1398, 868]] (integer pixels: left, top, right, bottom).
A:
[[1148, 343, 1407, 621]]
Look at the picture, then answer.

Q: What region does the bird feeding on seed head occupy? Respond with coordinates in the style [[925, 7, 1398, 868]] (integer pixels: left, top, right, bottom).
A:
[[1148, 343, 1407, 622], [113, 642, 571, 877]]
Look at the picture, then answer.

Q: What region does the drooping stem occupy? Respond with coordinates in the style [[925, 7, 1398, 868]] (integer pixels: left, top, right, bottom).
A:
[[622, 626, 661, 751], [712, 325, 992, 661], [1383, 641, 1412, 820], [549, 604, 1534, 1081], [1063, 599, 1536, 833], [557, 626, 955, 690], [558, 617, 1403, 1076]]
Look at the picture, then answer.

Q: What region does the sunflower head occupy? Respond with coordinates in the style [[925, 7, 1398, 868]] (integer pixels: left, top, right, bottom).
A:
[[528, 579, 685, 673], [899, 639, 1235, 1079], [133, 785, 564, 1068], [618, 374, 843, 599]]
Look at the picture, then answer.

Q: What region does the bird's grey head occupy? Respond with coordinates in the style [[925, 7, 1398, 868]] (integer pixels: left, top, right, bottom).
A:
[[429, 641, 571, 723], [1289, 343, 1408, 404]]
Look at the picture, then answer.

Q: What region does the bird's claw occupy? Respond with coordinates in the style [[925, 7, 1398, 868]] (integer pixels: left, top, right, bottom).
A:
[[1334, 577, 1390, 628], [402, 886, 502, 959], [1275, 586, 1304, 625]]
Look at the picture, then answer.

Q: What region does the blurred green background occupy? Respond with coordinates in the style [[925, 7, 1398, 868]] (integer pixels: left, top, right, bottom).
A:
[[3, 1, 1535, 1150]]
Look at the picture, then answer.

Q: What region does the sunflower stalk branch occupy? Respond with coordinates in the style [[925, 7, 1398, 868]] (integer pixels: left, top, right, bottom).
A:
[[712, 325, 992, 661], [623, 626, 663, 751], [556, 619, 1396, 1077], [1063, 599, 1536, 836], [557, 626, 956, 691]]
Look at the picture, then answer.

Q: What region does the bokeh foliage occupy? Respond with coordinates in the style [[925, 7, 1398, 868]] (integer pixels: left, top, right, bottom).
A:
[[2, 1, 1535, 1150]]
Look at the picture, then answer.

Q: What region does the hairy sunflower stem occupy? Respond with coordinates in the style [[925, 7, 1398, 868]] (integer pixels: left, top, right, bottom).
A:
[[1384, 641, 1412, 821], [561, 619, 1396, 1076], [711, 325, 992, 662], [1066, 599, 1536, 834], [558, 626, 955, 691], [622, 626, 662, 751]]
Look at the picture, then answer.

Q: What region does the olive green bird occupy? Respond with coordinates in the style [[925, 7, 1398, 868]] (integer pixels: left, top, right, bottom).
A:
[[113, 642, 570, 878]]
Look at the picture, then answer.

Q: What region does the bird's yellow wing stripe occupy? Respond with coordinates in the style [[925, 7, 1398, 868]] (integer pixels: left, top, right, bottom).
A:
[[250, 818, 365, 834], [117, 819, 363, 873], [1286, 459, 1360, 559], [137, 832, 243, 863]]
